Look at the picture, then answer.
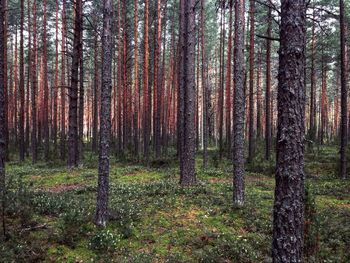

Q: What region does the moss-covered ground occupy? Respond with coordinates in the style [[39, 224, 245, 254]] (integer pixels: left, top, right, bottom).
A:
[[1, 145, 350, 262]]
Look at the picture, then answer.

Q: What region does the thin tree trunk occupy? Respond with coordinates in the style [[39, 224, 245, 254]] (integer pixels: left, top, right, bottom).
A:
[[0, 0, 7, 239], [143, 0, 150, 162], [43, 0, 49, 160], [19, 0, 25, 161], [248, 0, 255, 162], [78, 9, 84, 163], [53, 0, 59, 154], [265, 7, 272, 161], [68, 0, 82, 168], [92, 11, 99, 153], [60, 0, 66, 160], [339, 0, 348, 179], [95, 0, 113, 227], [233, 0, 246, 207], [31, 0, 37, 163], [272, 0, 306, 261]]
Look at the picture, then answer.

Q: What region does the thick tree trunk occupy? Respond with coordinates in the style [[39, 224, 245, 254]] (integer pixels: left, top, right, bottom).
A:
[[339, 0, 348, 179], [256, 49, 262, 139], [68, 0, 82, 168], [95, 0, 113, 227], [265, 7, 272, 161], [78, 12, 84, 163], [3, 0, 8, 161], [133, 0, 139, 158], [233, 0, 246, 207], [272, 0, 306, 261], [248, 0, 255, 162], [179, 0, 196, 186]]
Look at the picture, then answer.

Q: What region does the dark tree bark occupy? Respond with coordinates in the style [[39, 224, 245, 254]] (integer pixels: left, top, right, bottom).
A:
[[1, 0, 7, 239], [248, 0, 255, 162], [60, 0, 66, 160], [272, 0, 306, 261], [25, 0, 31, 157], [43, 0, 49, 161], [133, 0, 139, 158], [265, 7, 272, 161], [68, 0, 82, 168], [179, 0, 196, 186], [233, 0, 246, 207], [95, 0, 113, 227], [19, 0, 25, 162], [339, 0, 348, 179], [31, 0, 37, 163]]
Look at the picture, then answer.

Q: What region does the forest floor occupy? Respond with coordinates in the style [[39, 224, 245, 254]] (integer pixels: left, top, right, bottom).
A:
[[1, 145, 350, 262]]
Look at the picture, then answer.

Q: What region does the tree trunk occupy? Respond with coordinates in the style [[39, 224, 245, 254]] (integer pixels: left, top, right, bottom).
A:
[[201, 0, 209, 169], [233, 0, 246, 207], [248, 0, 255, 162], [78, 10, 84, 163], [95, 0, 113, 227], [339, 0, 348, 179], [0, 0, 7, 239], [143, 0, 150, 162], [92, 11, 99, 153], [265, 7, 272, 161], [68, 0, 82, 168], [53, 0, 59, 154], [19, 0, 25, 162], [154, 0, 162, 158], [179, 0, 197, 186], [272, 0, 306, 261], [309, 9, 316, 142], [60, 0, 66, 160], [31, 0, 37, 163], [133, 0, 139, 158], [43, 0, 49, 161], [256, 49, 262, 139]]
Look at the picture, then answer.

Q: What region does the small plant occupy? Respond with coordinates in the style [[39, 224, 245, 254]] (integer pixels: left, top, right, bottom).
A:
[[89, 229, 121, 251]]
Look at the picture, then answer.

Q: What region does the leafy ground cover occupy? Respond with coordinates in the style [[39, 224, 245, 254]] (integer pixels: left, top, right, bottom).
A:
[[1, 146, 350, 262]]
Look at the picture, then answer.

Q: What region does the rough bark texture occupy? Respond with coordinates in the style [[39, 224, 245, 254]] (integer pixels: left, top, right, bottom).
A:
[[248, 0, 255, 162], [95, 0, 113, 227], [233, 0, 246, 207], [265, 7, 272, 161], [179, 0, 196, 186], [272, 0, 306, 261], [339, 0, 348, 179], [68, 0, 82, 168], [53, 0, 59, 153], [78, 11, 84, 163]]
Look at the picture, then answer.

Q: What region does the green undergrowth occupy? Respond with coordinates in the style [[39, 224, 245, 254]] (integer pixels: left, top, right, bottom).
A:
[[1, 146, 350, 262]]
